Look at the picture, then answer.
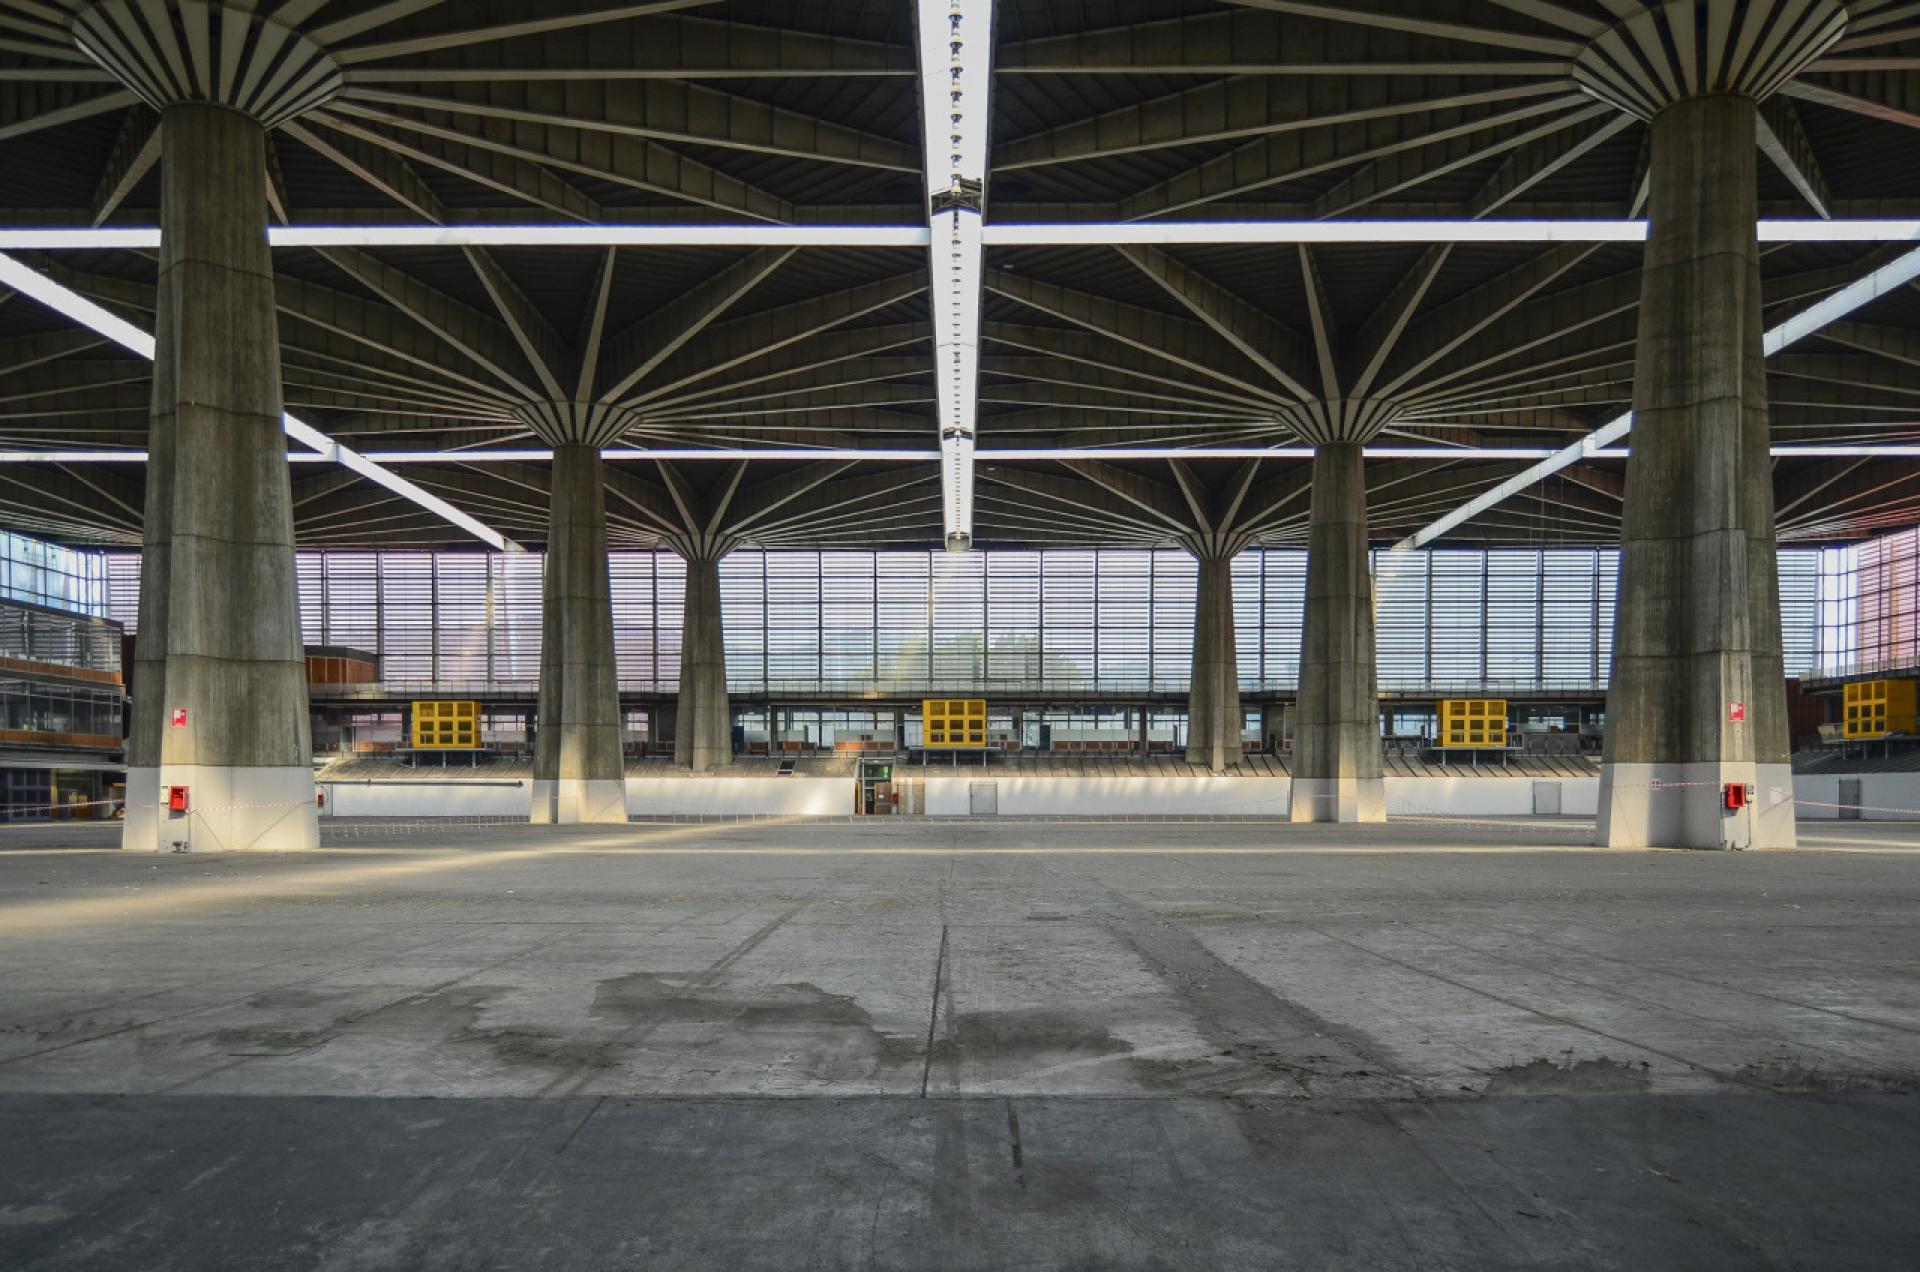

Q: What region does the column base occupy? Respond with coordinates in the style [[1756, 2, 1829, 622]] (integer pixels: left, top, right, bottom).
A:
[[121, 765, 319, 852], [1596, 762, 1796, 849], [1286, 776, 1386, 824], [529, 778, 629, 825]]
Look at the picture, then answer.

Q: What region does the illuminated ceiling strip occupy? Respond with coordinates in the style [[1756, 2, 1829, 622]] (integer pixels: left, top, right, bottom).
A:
[[1398, 243, 1920, 549], [0, 250, 516, 552], [9, 444, 1919, 464], [1, 221, 1918, 251]]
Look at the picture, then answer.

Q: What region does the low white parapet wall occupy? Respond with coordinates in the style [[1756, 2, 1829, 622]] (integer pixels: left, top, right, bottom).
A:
[[1789, 772, 1920, 821], [625, 777, 851, 818], [924, 775, 1291, 817], [1386, 776, 1599, 818], [313, 772, 1915, 821], [321, 779, 531, 818]]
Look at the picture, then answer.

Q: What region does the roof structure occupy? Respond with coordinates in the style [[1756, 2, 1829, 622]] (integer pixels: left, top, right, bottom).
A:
[[0, 0, 1918, 551]]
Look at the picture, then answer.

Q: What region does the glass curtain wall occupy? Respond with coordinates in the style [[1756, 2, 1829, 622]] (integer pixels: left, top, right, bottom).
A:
[[2, 530, 109, 616], [1814, 527, 1920, 677], [103, 546, 1830, 694]]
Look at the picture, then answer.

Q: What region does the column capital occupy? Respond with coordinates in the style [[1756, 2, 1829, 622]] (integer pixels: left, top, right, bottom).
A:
[[1571, 0, 1848, 120], [512, 402, 643, 450], [1278, 399, 1404, 447], [70, 3, 343, 129], [665, 534, 738, 564], [1174, 533, 1251, 562]]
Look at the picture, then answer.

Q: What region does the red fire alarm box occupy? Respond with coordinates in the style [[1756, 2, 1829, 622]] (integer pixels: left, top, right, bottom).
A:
[[1723, 783, 1750, 812], [167, 785, 190, 813], [170, 707, 187, 729]]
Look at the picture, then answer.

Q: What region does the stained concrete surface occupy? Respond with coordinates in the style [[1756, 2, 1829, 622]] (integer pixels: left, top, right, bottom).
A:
[[0, 817, 1916, 1268]]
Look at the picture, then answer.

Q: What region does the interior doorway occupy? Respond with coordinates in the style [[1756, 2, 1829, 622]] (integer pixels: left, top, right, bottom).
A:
[[857, 761, 897, 815]]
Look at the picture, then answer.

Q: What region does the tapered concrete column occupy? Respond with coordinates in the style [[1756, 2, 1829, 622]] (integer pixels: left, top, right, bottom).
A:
[[1186, 553, 1242, 771], [1597, 94, 1794, 849], [676, 552, 731, 772], [123, 104, 317, 853], [532, 444, 626, 823], [1288, 442, 1385, 823]]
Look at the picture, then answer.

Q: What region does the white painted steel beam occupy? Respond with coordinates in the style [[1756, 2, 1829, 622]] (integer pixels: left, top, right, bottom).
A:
[[1397, 242, 1920, 548], [0, 250, 519, 551], [917, 0, 994, 550]]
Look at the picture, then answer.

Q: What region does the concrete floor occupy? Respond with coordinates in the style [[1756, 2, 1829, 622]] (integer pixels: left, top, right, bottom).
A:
[[1, 816, 1916, 1269]]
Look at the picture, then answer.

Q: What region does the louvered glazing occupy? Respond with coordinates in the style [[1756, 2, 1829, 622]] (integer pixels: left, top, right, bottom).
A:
[[93, 546, 1830, 695]]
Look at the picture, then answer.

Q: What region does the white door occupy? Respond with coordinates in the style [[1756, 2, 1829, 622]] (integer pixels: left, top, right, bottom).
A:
[[1839, 779, 1863, 821], [1532, 781, 1563, 815], [968, 782, 999, 816]]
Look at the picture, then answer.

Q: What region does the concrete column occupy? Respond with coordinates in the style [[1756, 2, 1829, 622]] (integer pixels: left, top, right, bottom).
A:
[[1185, 553, 1241, 771], [1597, 94, 1794, 849], [1288, 442, 1386, 822], [676, 552, 731, 772], [123, 104, 317, 853], [531, 443, 626, 823]]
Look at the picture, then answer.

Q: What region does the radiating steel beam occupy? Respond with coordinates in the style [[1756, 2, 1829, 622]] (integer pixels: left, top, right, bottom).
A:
[[1398, 243, 1920, 548], [0, 250, 519, 550]]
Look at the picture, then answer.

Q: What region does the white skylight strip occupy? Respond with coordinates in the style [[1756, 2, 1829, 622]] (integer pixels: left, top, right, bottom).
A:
[[0, 226, 930, 249], [0, 250, 515, 552], [1756, 220, 1920, 242], [12, 444, 1918, 465], [4, 221, 1919, 251], [1400, 244, 1920, 548], [986, 221, 1652, 246], [0, 229, 163, 250], [992, 221, 1920, 245], [270, 225, 932, 248]]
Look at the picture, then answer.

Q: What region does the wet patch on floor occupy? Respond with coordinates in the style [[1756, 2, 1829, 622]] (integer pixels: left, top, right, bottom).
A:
[[1131, 1044, 1399, 1099], [591, 973, 876, 1030], [1733, 1060, 1920, 1094], [200, 1026, 331, 1057], [588, 972, 924, 1081], [194, 985, 510, 1058], [931, 1008, 1133, 1074], [1481, 1057, 1653, 1096], [474, 1028, 622, 1073]]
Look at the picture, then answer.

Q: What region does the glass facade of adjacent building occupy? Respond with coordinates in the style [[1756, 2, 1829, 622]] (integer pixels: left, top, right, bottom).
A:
[[1814, 528, 1920, 678], [2, 530, 110, 616]]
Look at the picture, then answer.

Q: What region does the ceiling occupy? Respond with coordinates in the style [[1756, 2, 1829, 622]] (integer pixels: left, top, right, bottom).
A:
[[1, 0, 1918, 551]]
